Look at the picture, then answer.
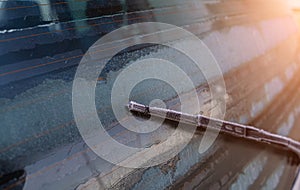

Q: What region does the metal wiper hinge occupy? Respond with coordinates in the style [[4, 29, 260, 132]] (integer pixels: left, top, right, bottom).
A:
[[128, 101, 300, 158]]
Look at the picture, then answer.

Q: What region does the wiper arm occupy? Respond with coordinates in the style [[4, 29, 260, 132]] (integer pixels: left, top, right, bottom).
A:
[[128, 101, 300, 158]]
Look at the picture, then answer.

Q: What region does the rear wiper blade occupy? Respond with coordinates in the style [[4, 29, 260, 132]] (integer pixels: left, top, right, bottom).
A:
[[128, 101, 300, 158]]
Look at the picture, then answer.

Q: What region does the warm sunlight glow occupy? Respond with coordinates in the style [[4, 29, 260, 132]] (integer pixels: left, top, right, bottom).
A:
[[289, 0, 300, 8]]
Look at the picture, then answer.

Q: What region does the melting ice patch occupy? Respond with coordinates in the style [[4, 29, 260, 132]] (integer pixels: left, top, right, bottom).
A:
[[230, 153, 268, 190], [239, 115, 249, 124], [285, 63, 298, 81], [204, 17, 297, 74], [251, 101, 265, 118], [277, 113, 295, 136], [262, 161, 285, 190], [265, 77, 284, 102]]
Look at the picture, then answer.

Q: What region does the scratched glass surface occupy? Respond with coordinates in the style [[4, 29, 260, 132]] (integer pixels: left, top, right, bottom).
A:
[[0, 0, 300, 189]]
